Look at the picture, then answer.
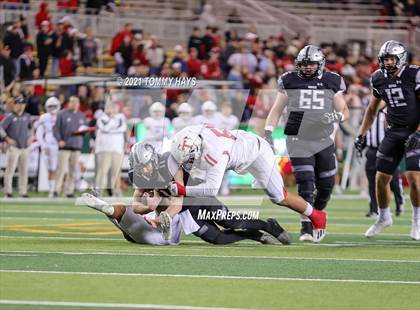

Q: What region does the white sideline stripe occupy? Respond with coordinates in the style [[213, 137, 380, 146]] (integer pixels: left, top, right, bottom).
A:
[[0, 254, 37, 257], [2, 250, 419, 264], [0, 269, 418, 285], [0, 300, 243, 310]]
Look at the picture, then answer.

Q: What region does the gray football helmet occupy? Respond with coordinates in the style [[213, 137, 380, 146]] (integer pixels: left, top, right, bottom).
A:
[[378, 40, 407, 74], [295, 45, 325, 78], [128, 142, 159, 183]]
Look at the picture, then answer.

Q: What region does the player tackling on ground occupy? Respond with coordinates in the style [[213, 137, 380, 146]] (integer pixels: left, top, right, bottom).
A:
[[157, 124, 328, 242], [355, 40, 420, 240]]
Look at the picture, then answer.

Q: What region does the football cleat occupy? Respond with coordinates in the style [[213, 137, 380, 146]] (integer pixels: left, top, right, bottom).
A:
[[159, 211, 172, 241], [365, 217, 393, 238], [80, 193, 110, 214], [410, 220, 420, 241], [308, 209, 327, 243], [299, 221, 313, 242], [259, 232, 279, 245], [266, 218, 291, 245], [299, 233, 313, 242]]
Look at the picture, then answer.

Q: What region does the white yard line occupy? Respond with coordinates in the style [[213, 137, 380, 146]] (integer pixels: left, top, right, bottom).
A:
[[0, 269, 418, 285], [1, 250, 419, 264], [0, 254, 37, 257], [0, 300, 244, 310]]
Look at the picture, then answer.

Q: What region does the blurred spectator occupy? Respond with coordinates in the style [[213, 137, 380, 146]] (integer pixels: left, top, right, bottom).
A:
[[3, 22, 25, 61], [187, 47, 202, 77], [22, 83, 41, 115], [0, 45, 16, 88], [36, 20, 52, 77], [199, 4, 216, 27], [110, 23, 133, 56], [35, 96, 60, 197], [85, 0, 102, 15], [35, 1, 51, 30], [188, 27, 204, 59], [115, 35, 133, 75], [194, 100, 221, 127], [172, 102, 193, 133], [59, 50, 76, 76], [228, 41, 258, 73], [95, 101, 127, 197], [202, 26, 214, 59], [146, 35, 165, 75], [51, 22, 72, 76], [19, 15, 29, 40], [227, 8, 243, 23], [171, 45, 188, 73], [53, 96, 87, 197], [143, 102, 171, 153], [201, 48, 222, 79], [79, 26, 99, 75], [0, 96, 32, 198], [210, 27, 221, 48], [17, 44, 36, 80]]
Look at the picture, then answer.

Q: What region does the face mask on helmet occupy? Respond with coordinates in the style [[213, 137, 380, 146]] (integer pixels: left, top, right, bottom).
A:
[[378, 41, 407, 75], [295, 45, 325, 79], [129, 143, 159, 186]]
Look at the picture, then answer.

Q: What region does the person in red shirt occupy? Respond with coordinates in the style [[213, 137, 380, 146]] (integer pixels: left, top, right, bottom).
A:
[[35, 2, 51, 31], [110, 23, 133, 56], [200, 48, 222, 79], [59, 49, 76, 76], [186, 47, 202, 77]]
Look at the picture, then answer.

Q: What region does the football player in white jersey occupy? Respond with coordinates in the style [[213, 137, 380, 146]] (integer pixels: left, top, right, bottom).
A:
[[218, 102, 239, 196], [143, 102, 171, 153], [160, 125, 328, 242], [35, 97, 60, 197], [194, 100, 221, 127], [172, 102, 194, 133]]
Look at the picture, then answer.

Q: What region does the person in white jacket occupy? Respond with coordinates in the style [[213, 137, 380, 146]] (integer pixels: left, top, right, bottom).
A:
[[95, 102, 127, 196], [172, 102, 193, 133], [143, 102, 171, 153], [35, 97, 60, 198]]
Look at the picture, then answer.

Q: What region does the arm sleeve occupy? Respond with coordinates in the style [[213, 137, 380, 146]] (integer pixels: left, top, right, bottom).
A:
[[185, 155, 228, 196], [0, 115, 11, 139], [371, 77, 381, 98], [53, 113, 62, 141], [35, 119, 47, 148]]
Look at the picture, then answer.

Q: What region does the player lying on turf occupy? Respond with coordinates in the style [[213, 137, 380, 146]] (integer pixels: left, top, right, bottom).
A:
[[152, 125, 327, 242], [355, 40, 420, 240], [80, 142, 290, 245]]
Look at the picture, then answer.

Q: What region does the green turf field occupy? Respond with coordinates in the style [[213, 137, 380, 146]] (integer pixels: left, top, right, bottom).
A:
[[0, 196, 419, 310]]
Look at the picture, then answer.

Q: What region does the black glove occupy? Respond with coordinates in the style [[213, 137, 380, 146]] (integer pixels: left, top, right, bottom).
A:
[[264, 130, 275, 152], [354, 135, 367, 157], [405, 131, 420, 151], [156, 187, 172, 197]]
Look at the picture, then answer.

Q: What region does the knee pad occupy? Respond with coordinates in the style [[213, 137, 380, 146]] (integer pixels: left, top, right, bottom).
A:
[[314, 176, 335, 210], [295, 172, 315, 204]]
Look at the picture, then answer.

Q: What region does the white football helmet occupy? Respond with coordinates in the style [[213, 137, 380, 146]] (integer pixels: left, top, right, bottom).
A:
[[45, 96, 60, 114], [170, 128, 203, 171], [149, 102, 165, 119], [378, 40, 407, 74], [202, 100, 217, 112], [178, 102, 193, 114]]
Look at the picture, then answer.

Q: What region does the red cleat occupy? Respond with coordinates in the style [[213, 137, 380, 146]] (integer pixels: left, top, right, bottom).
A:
[[308, 209, 327, 243]]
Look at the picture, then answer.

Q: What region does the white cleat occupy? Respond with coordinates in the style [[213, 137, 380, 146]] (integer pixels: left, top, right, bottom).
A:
[[312, 229, 326, 243], [410, 220, 420, 241], [80, 193, 109, 214], [365, 217, 393, 238], [159, 211, 172, 241], [299, 233, 313, 242]]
